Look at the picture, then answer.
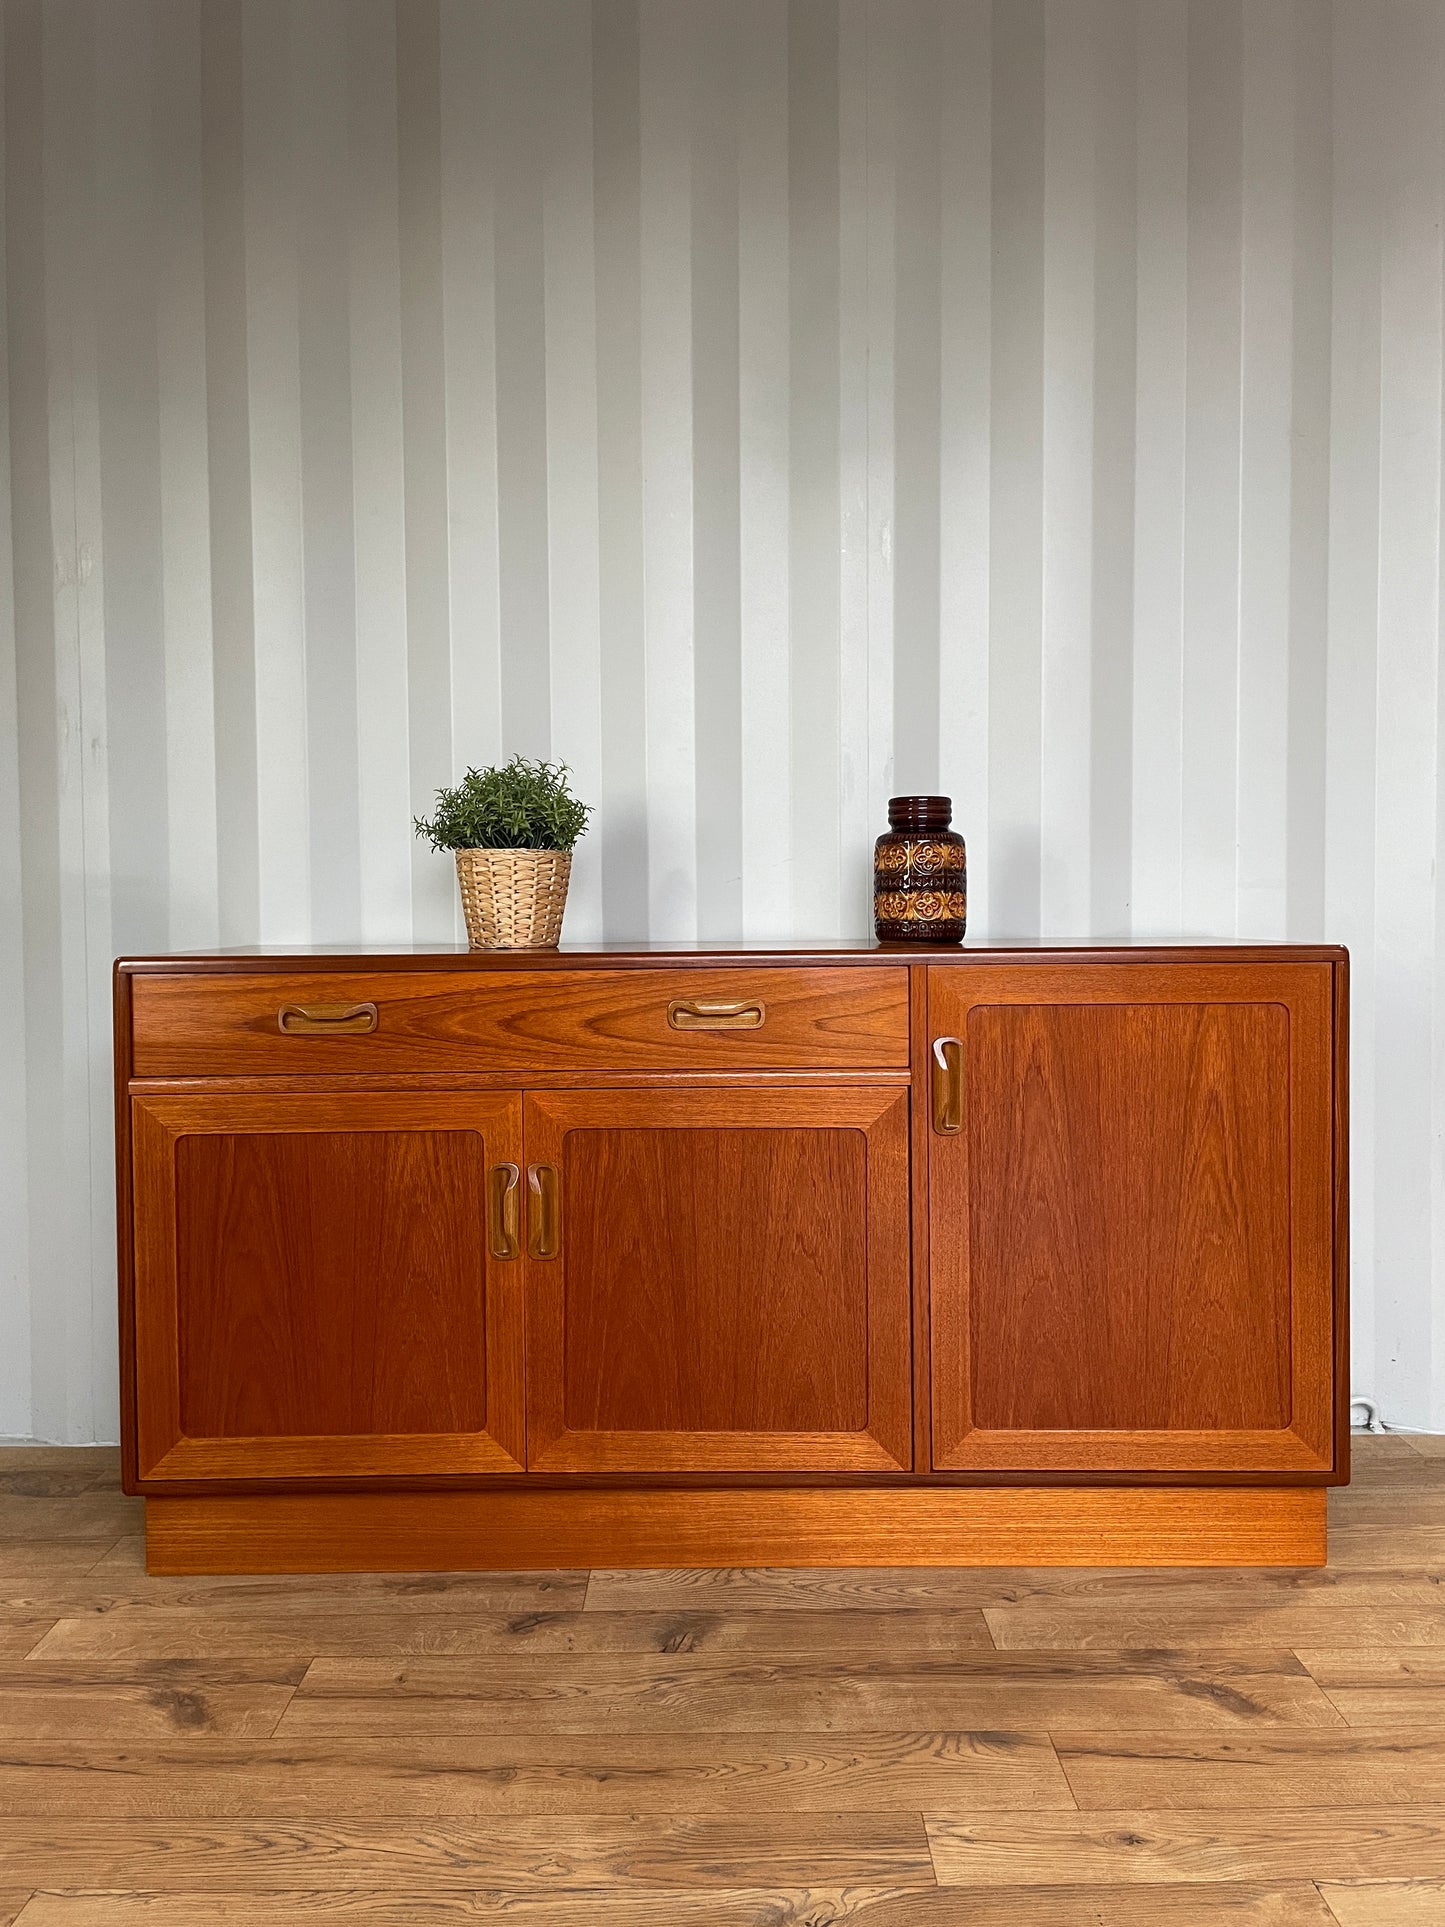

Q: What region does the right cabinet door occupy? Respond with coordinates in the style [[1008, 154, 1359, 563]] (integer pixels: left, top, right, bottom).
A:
[[928, 962, 1336, 1476]]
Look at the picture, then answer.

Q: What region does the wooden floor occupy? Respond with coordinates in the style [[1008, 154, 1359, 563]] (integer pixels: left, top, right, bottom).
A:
[[0, 1440, 1442, 1922]]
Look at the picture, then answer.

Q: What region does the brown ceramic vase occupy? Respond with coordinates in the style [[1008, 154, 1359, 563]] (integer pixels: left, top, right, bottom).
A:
[[873, 794, 966, 944]]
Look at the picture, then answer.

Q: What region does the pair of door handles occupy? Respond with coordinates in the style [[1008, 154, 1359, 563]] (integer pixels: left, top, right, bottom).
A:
[[487, 1163, 558, 1262]]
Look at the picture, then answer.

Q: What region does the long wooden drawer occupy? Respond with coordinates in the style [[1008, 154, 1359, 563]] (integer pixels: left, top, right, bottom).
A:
[[129, 967, 911, 1076]]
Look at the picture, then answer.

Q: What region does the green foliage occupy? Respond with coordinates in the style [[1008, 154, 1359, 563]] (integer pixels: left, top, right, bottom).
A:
[[414, 756, 593, 854]]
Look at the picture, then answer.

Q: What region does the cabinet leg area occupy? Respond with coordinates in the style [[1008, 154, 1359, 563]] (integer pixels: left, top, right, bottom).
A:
[[142, 1485, 1328, 1573]]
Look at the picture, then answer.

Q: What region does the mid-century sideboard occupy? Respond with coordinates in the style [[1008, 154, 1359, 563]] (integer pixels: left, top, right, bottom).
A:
[[114, 941, 1348, 1572]]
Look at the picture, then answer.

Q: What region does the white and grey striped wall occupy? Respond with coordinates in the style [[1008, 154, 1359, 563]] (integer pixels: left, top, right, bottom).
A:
[[2, 0, 1443, 1441]]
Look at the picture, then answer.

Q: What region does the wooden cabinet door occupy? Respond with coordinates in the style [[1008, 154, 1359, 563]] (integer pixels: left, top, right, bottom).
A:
[[131, 1091, 526, 1481], [928, 963, 1337, 1476], [522, 1086, 912, 1472]]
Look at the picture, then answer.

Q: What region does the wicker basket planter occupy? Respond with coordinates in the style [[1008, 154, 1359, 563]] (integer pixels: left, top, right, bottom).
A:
[[455, 847, 572, 950]]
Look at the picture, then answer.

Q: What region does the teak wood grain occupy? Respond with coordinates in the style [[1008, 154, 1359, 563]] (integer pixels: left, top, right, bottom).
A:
[[131, 1090, 526, 1483], [140, 1486, 1326, 1572], [928, 962, 1337, 1477], [521, 1085, 913, 1473], [129, 966, 910, 1075]]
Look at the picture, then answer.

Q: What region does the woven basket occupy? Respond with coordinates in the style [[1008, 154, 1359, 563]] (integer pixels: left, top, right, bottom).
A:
[[454, 848, 572, 949]]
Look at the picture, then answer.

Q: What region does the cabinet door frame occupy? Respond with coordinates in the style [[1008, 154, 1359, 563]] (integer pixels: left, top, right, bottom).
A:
[[131, 1089, 526, 1482], [929, 963, 1336, 1476], [523, 1084, 913, 1473]]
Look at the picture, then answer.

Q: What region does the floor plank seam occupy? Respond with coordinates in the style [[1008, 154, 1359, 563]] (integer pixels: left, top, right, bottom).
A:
[[1314, 1880, 1347, 1925], [1044, 1731, 1084, 1811], [920, 1805, 945, 1890], [81, 1536, 128, 1576], [16, 1627, 58, 1666]]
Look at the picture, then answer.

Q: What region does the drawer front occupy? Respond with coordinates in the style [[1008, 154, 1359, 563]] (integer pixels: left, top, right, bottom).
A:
[[129, 967, 911, 1076]]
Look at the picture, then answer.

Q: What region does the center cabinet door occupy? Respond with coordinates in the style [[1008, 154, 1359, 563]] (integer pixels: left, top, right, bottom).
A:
[[130, 1090, 526, 1482], [522, 1087, 913, 1472], [927, 962, 1337, 1477]]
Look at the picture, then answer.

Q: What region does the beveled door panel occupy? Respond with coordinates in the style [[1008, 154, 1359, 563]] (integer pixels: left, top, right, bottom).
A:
[[928, 963, 1336, 1475], [523, 1086, 912, 1472], [132, 1091, 525, 1481]]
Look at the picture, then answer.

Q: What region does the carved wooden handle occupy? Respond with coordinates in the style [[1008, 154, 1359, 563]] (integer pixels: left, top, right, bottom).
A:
[[277, 1002, 378, 1036], [487, 1163, 521, 1261], [667, 998, 767, 1030], [932, 1035, 964, 1134], [527, 1164, 561, 1260]]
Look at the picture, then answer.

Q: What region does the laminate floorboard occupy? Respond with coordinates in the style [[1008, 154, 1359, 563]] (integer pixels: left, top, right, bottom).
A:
[[27, 1604, 995, 1662], [2, 1883, 1341, 1924], [0, 1436, 1440, 1922], [0, 1812, 934, 1888], [0, 1891, 942, 1926], [0, 1732, 1072, 1818], [1055, 1731, 1445, 1809], [924, 1807, 1445, 1886], [1318, 1879, 1445, 1922]]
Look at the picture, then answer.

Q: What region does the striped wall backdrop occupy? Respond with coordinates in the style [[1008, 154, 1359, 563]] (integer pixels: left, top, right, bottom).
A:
[[2, 0, 1443, 1441]]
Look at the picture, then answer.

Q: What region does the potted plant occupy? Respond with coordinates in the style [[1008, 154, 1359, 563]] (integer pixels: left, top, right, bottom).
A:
[[414, 756, 593, 949]]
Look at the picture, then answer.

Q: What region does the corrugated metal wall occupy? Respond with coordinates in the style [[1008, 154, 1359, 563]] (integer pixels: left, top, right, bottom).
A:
[[2, 0, 1442, 1441]]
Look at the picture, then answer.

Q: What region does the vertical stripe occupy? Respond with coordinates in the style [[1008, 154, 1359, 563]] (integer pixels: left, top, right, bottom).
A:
[[153, 0, 219, 953], [243, 0, 309, 943], [202, 0, 259, 947], [439, 0, 502, 784], [1181, 0, 1244, 934], [1325, 0, 1383, 1401], [295, 0, 361, 946], [1087, 0, 1136, 939], [1371, 0, 1442, 1420], [736, 0, 791, 938], [396, 0, 452, 938], [35, 0, 112, 1442], [639, 0, 696, 939], [838, 0, 883, 938], [788, 0, 841, 934], [691, 0, 743, 943], [937, 0, 991, 933], [348, 0, 413, 946], [988, 0, 1045, 939], [0, 0, 33, 1435], [97, 0, 168, 956], [891, 0, 941, 801], [1130, 0, 1187, 937], [7, 0, 62, 1438], [1236, 0, 1295, 941], [593, 0, 648, 940], [1038, 0, 1096, 941], [539, 0, 605, 940], [492, 0, 552, 764], [1283, 0, 1331, 941]]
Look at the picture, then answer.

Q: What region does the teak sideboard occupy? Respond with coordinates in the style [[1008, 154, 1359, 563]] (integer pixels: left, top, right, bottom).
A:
[[114, 941, 1349, 1573]]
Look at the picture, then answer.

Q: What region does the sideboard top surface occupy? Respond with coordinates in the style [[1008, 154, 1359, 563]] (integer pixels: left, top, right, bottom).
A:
[[116, 938, 1350, 975]]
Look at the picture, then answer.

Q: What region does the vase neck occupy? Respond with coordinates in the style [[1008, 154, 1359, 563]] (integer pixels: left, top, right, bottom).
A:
[[886, 794, 953, 833]]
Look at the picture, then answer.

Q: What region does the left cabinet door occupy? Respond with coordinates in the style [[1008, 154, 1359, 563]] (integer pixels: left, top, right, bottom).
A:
[[129, 1091, 526, 1482]]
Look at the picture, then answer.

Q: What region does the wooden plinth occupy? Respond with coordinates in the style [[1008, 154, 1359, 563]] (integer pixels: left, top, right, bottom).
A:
[[143, 1485, 1327, 1574]]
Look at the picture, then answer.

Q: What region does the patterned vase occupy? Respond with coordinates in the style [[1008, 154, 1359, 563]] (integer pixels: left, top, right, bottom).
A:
[[873, 795, 966, 944]]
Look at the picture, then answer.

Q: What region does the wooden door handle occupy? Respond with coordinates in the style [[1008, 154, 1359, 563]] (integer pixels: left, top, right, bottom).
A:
[[667, 998, 767, 1030], [277, 1001, 378, 1035], [526, 1164, 560, 1260], [487, 1162, 521, 1260], [932, 1035, 964, 1134]]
